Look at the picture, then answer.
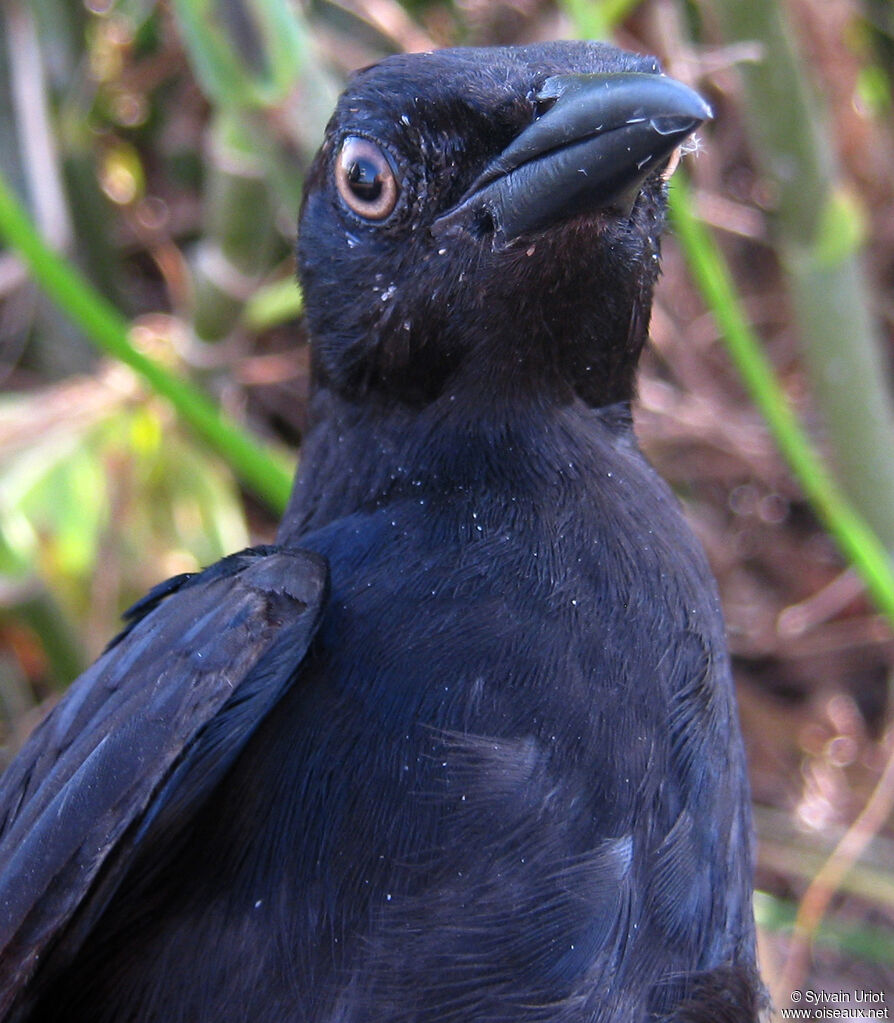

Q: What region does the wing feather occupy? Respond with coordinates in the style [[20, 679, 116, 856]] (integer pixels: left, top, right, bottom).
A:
[[0, 545, 328, 1010]]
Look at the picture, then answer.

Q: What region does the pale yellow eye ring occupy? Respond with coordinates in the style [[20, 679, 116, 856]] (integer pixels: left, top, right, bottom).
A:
[[335, 136, 400, 221]]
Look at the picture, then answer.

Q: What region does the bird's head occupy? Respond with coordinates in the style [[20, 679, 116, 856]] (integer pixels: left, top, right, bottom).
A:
[[297, 41, 709, 411]]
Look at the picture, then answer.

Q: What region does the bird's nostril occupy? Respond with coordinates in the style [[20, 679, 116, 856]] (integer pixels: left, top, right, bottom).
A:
[[532, 95, 558, 120], [474, 207, 496, 235]]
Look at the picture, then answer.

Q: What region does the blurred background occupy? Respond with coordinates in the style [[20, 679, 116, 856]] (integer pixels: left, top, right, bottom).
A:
[[1, 0, 893, 1013]]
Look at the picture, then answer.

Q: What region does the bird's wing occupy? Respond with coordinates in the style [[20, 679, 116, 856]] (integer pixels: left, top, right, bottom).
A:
[[0, 545, 328, 1008]]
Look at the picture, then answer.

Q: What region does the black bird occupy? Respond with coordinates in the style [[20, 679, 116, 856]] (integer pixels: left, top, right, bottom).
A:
[[0, 41, 763, 1022]]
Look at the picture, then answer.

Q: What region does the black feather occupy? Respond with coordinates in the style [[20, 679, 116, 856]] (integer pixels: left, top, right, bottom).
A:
[[0, 41, 763, 1023]]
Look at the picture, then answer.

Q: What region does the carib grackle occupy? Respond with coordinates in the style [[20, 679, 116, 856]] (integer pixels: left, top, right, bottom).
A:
[[0, 40, 764, 1023]]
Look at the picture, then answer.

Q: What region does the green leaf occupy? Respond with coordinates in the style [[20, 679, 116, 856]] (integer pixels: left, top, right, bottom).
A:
[[0, 170, 293, 512], [170, 0, 312, 108], [812, 186, 867, 269], [559, 0, 642, 39], [243, 276, 304, 330], [755, 890, 894, 965]]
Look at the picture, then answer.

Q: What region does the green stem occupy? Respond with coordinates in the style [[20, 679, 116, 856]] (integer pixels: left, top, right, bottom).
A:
[[668, 173, 894, 624], [710, 0, 894, 564], [0, 171, 292, 513]]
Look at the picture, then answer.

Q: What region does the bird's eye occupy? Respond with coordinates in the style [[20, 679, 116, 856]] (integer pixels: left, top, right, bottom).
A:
[[335, 137, 399, 221]]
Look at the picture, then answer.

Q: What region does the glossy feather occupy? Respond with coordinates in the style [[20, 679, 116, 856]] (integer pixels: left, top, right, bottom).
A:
[[0, 41, 762, 1022]]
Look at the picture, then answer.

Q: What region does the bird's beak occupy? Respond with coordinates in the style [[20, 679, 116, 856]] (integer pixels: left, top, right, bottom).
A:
[[433, 71, 711, 243]]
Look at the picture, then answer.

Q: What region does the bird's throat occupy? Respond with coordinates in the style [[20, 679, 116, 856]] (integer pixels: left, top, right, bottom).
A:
[[276, 383, 637, 547]]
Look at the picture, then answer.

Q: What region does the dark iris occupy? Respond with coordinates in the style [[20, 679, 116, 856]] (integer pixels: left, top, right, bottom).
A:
[[347, 159, 383, 201]]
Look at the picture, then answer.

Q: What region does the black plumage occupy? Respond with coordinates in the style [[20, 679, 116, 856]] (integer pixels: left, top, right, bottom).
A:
[[0, 41, 763, 1022]]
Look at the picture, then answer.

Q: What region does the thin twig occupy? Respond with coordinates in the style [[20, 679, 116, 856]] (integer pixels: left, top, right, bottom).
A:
[[5, 0, 72, 250], [777, 729, 894, 1005]]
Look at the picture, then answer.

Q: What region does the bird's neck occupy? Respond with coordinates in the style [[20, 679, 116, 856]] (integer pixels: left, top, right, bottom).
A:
[[276, 383, 636, 546]]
